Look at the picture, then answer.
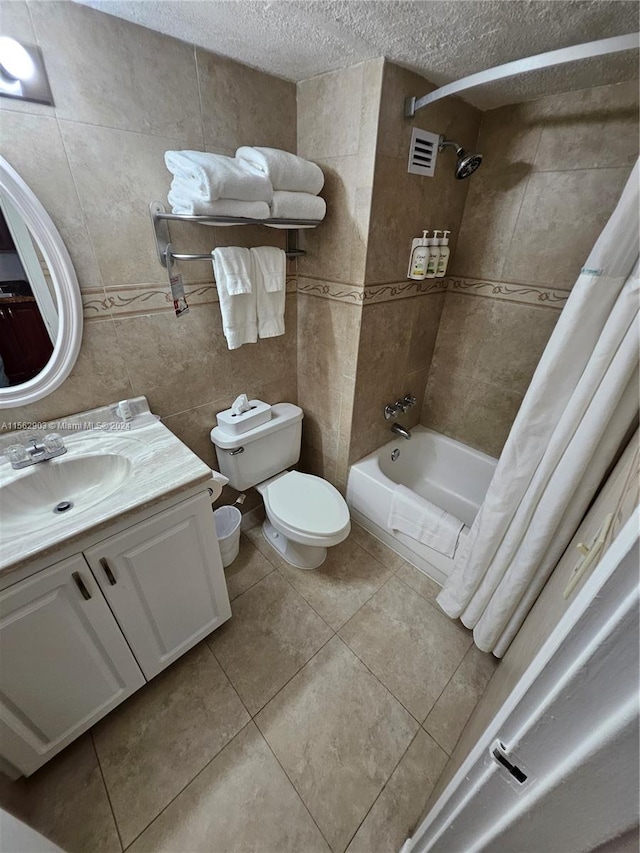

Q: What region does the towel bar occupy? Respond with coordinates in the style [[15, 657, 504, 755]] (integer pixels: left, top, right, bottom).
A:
[[150, 201, 316, 267]]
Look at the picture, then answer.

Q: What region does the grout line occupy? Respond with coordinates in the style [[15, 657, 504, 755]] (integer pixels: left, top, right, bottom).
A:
[[225, 564, 276, 605], [210, 563, 337, 718], [117, 642, 254, 850], [192, 44, 206, 151], [421, 639, 475, 743], [54, 114, 202, 146], [496, 126, 544, 281], [203, 640, 253, 721], [119, 719, 255, 851], [54, 107, 138, 400], [338, 572, 472, 728], [336, 601, 424, 728], [89, 731, 125, 852], [248, 630, 335, 718], [244, 529, 337, 628], [420, 721, 453, 758], [342, 726, 424, 851], [255, 720, 334, 850]]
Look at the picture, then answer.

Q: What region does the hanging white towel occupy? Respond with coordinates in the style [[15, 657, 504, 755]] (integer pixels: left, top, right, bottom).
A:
[[211, 248, 257, 349], [269, 191, 326, 222], [165, 151, 273, 202], [236, 147, 324, 195], [388, 485, 465, 558], [250, 247, 286, 339]]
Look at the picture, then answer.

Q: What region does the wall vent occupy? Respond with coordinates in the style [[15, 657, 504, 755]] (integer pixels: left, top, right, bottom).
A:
[[407, 128, 439, 177]]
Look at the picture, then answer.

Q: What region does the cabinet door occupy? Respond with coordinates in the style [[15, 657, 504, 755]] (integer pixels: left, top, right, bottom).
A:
[[85, 492, 231, 680], [0, 555, 145, 775], [0, 301, 53, 384]]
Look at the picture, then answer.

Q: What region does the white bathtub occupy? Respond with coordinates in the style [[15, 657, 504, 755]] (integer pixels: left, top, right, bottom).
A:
[[346, 427, 497, 586]]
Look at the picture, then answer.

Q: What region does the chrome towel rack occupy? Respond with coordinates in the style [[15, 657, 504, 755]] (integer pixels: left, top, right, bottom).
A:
[[150, 202, 320, 267]]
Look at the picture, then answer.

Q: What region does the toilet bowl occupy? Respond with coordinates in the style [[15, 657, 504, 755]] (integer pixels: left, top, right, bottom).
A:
[[257, 471, 350, 569], [210, 402, 351, 570]]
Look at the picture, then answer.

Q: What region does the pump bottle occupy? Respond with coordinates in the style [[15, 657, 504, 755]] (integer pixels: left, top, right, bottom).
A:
[[425, 231, 440, 278], [435, 230, 451, 277], [407, 231, 429, 280]]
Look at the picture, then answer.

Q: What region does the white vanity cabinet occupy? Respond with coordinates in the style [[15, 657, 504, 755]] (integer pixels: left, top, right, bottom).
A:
[[84, 493, 232, 679], [0, 554, 146, 776], [0, 490, 231, 775]]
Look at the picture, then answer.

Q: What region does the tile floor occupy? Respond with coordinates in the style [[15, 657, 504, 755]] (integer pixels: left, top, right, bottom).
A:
[[13, 522, 497, 853]]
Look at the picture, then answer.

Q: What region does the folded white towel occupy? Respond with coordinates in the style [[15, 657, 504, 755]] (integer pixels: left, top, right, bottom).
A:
[[250, 247, 286, 339], [236, 147, 324, 195], [269, 191, 326, 222], [388, 485, 465, 558], [168, 193, 271, 220], [165, 151, 273, 202], [212, 248, 257, 349]]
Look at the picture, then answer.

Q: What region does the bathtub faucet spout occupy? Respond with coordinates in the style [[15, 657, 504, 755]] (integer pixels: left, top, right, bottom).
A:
[[391, 423, 412, 440]]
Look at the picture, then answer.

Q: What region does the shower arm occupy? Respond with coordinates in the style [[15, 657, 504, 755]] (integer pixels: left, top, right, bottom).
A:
[[404, 32, 639, 117], [438, 137, 463, 155]]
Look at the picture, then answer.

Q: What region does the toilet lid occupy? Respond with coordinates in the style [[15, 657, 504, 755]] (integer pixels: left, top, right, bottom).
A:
[[266, 472, 350, 536]]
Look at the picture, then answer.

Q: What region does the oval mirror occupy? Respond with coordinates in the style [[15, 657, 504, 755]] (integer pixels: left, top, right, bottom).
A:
[[0, 156, 82, 408]]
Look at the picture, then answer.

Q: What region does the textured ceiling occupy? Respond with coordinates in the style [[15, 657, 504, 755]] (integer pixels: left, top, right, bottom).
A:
[[78, 0, 639, 109]]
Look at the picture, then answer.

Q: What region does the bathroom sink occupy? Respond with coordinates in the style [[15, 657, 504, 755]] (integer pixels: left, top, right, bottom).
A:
[[0, 454, 132, 537], [0, 405, 223, 575]]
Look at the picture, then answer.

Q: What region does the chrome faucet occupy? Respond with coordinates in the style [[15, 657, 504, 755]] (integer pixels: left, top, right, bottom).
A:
[[391, 423, 412, 440], [4, 434, 67, 469], [384, 394, 418, 421]]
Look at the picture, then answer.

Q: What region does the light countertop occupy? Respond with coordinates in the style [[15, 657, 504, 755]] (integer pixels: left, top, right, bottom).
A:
[[0, 408, 221, 577]]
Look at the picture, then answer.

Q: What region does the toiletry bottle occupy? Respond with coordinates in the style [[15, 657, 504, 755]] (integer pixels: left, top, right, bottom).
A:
[[435, 230, 451, 277], [425, 231, 441, 278], [407, 231, 429, 280]]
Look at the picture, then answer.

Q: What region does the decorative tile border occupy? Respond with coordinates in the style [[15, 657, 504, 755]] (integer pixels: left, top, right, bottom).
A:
[[297, 275, 569, 310], [82, 277, 298, 320], [297, 277, 448, 305], [82, 274, 568, 319], [448, 277, 569, 309]]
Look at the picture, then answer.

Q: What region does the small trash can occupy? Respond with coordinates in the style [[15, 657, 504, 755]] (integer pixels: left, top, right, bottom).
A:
[[213, 505, 242, 567]]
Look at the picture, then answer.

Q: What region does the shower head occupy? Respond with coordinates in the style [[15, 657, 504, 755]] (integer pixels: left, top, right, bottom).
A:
[[438, 136, 483, 180]]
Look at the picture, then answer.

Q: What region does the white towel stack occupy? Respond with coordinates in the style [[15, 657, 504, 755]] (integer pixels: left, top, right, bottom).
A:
[[165, 148, 326, 224], [212, 246, 286, 350], [165, 151, 272, 218], [236, 147, 327, 225]]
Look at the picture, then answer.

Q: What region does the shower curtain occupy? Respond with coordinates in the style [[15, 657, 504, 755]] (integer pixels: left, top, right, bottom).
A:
[[437, 160, 640, 657]]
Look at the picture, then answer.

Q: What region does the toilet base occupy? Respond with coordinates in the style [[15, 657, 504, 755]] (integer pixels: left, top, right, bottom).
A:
[[261, 519, 327, 570]]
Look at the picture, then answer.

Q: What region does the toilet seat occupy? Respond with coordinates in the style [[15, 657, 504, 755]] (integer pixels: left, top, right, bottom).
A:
[[261, 471, 351, 548]]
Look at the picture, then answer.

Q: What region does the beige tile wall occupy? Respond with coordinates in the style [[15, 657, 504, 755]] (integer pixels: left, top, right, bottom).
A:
[[349, 291, 446, 464], [0, 1, 298, 473], [349, 63, 481, 464], [452, 81, 639, 288], [421, 80, 639, 457], [296, 60, 384, 486], [365, 64, 481, 287]]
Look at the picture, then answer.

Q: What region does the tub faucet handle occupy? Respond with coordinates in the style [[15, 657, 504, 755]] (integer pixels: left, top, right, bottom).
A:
[[384, 403, 401, 420], [403, 394, 417, 408]]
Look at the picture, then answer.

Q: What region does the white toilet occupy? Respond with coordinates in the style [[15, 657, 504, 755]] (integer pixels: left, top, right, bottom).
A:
[[210, 403, 350, 569]]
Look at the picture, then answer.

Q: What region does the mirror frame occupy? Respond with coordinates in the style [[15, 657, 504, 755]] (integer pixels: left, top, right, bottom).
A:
[[0, 156, 83, 408]]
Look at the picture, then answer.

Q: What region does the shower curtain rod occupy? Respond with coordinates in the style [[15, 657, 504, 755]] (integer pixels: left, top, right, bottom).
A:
[[404, 32, 639, 117]]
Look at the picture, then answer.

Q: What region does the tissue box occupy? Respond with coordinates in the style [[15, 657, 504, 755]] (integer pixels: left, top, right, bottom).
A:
[[216, 399, 272, 436]]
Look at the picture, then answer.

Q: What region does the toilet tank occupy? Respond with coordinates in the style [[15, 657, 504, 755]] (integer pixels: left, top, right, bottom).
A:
[[210, 402, 303, 491]]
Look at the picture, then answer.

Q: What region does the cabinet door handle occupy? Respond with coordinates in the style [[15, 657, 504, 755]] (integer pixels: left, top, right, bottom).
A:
[[72, 572, 92, 600], [99, 557, 117, 585]]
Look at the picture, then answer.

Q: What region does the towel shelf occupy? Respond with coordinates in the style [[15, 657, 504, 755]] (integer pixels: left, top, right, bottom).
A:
[[150, 201, 317, 267]]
